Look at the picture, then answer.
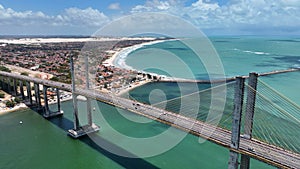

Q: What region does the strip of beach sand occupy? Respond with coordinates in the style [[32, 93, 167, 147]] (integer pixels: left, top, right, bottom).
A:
[[102, 39, 171, 96]]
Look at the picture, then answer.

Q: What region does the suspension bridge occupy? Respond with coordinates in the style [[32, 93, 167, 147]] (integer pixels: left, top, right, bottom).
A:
[[0, 69, 299, 169]]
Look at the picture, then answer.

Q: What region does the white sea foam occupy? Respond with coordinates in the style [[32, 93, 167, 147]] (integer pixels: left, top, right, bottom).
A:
[[292, 64, 300, 69], [242, 50, 270, 55], [113, 39, 173, 71]]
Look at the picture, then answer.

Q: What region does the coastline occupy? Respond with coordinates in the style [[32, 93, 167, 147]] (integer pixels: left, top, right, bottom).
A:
[[103, 39, 170, 69], [102, 39, 173, 96], [0, 94, 73, 116], [0, 37, 156, 45], [115, 80, 152, 96], [0, 103, 28, 116]]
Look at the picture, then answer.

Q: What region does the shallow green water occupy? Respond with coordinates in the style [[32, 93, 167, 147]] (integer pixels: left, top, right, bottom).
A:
[[0, 100, 274, 169], [127, 36, 300, 78]]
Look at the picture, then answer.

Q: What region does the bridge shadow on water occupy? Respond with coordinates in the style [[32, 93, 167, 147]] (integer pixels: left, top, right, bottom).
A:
[[0, 83, 158, 169], [29, 106, 159, 169]]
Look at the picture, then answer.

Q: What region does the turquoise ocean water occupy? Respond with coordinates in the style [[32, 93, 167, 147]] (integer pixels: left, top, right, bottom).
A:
[[1, 36, 300, 168]]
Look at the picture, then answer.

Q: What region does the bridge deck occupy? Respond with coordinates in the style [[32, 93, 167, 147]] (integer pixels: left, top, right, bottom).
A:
[[0, 71, 299, 169]]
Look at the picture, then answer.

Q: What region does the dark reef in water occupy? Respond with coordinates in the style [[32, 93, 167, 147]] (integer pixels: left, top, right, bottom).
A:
[[273, 55, 300, 65]]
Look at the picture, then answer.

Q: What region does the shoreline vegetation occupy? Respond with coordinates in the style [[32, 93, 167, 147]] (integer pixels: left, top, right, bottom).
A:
[[0, 37, 171, 114]]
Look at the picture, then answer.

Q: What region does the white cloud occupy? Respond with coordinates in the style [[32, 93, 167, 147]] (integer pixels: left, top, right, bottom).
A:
[[0, 0, 299, 35], [130, 0, 300, 35], [0, 4, 109, 35], [131, 0, 183, 13], [95, 13, 201, 37], [108, 3, 121, 10], [60, 7, 109, 27]]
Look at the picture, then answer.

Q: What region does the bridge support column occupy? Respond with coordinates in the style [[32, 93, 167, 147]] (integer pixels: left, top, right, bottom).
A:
[[13, 79, 17, 96], [67, 55, 99, 138], [1, 77, 5, 90], [43, 85, 50, 117], [26, 81, 32, 105], [228, 77, 245, 169], [72, 93, 80, 130], [240, 155, 250, 169], [19, 81, 25, 101], [87, 97, 92, 126], [2, 76, 6, 90], [244, 72, 258, 139], [42, 86, 63, 118], [56, 88, 61, 113], [34, 83, 42, 110], [68, 92, 100, 139], [0, 76, 3, 89], [7, 77, 11, 94], [241, 72, 258, 169]]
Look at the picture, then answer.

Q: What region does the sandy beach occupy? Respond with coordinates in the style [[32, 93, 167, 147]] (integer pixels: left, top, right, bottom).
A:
[[102, 39, 169, 95], [102, 39, 168, 68], [0, 103, 28, 116], [0, 91, 73, 115], [115, 80, 152, 96], [0, 37, 156, 45]]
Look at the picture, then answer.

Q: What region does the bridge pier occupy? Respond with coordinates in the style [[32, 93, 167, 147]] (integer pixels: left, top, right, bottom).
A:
[[19, 80, 25, 101], [13, 79, 17, 96], [56, 88, 61, 113], [1, 76, 6, 91], [228, 77, 245, 169], [7, 77, 12, 94], [5, 77, 9, 91], [240, 156, 250, 169], [241, 72, 258, 169], [243, 72, 258, 139], [42, 85, 63, 118], [0, 76, 2, 89], [67, 93, 99, 138], [67, 55, 99, 138], [34, 83, 42, 110], [43, 85, 50, 116], [26, 81, 32, 105], [87, 97, 92, 126]]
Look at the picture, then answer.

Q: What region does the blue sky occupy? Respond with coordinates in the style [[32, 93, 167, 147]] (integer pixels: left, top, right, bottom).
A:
[[0, 0, 299, 35]]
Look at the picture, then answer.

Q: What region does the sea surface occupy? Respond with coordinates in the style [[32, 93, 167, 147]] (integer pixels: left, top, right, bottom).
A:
[[1, 36, 300, 168]]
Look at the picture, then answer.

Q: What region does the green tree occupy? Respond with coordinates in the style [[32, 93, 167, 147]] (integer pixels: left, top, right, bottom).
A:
[[50, 76, 59, 82], [20, 72, 29, 76], [0, 66, 11, 72], [0, 92, 5, 98], [6, 100, 16, 108], [14, 97, 22, 104]]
